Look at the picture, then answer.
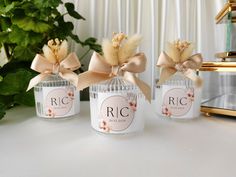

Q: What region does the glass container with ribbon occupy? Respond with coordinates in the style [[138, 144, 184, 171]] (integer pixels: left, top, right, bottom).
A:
[[27, 39, 81, 118], [78, 33, 151, 134], [154, 40, 203, 119]]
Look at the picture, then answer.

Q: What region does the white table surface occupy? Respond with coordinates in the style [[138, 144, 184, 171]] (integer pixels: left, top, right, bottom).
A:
[[0, 101, 236, 177]]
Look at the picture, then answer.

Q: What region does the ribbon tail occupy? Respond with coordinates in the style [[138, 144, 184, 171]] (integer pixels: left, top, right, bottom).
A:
[[183, 69, 202, 87], [135, 77, 151, 103], [157, 67, 177, 85], [123, 72, 151, 103], [26, 73, 48, 91], [59, 71, 79, 88], [77, 71, 112, 90]]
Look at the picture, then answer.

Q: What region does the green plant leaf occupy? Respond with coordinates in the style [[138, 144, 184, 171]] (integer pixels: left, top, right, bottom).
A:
[[22, 2, 40, 18], [0, 16, 11, 31], [84, 37, 97, 44], [9, 25, 43, 46], [65, 3, 85, 20], [0, 95, 14, 108], [0, 69, 34, 96], [14, 89, 35, 106], [82, 37, 102, 53], [0, 31, 9, 43], [0, 60, 32, 77], [61, 21, 74, 34], [0, 2, 18, 14], [69, 32, 81, 43], [14, 46, 36, 61], [12, 15, 51, 33], [9, 25, 27, 45], [0, 75, 3, 82], [34, 0, 62, 8], [0, 103, 6, 119], [0, 0, 4, 7], [89, 44, 102, 53], [54, 16, 74, 39]]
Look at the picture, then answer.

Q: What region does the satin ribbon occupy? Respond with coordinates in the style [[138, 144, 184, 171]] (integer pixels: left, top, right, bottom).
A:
[[157, 51, 203, 85], [27, 52, 81, 91], [77, 52, 151, 102]]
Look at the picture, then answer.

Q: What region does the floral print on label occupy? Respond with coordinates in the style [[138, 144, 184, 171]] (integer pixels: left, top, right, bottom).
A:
[[67, 89, 75, 100], [127, 93, 137, 112], [46, 108, 55, 118], [162, 105, 172, 117], [186, 88, 194, 102], [99, 119, 111, 132]]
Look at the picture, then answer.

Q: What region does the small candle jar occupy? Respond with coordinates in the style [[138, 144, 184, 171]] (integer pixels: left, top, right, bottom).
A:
[[89, 76, 145, 134], [34, 74, 80, 118], [154, 72, 202, 119]]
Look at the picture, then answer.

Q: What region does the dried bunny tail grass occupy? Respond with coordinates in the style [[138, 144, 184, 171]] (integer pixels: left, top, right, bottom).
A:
[[42, 45, 57, 63], [102, 39, 119, 66], [166, 42, 180, 63], [57, 40, 68, 62], [180, 43, 194, 62], [118, 34, 142, 64]]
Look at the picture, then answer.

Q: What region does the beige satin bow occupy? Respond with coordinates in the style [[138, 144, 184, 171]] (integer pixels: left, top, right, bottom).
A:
[[27, 52, 81, 91], [157, 51, 203, 85], [77, 52, 151, 102]]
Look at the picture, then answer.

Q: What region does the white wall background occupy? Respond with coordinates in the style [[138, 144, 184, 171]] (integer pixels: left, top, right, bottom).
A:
[[60, 0, 227, 99]]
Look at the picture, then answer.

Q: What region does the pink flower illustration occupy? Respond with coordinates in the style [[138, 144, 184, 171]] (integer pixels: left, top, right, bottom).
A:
[[46, 108, 55, 118], [99, 120, 110, 132], [162, 105, 171, 117], [186, 89, 194, 102], [127, 93, 137, 112], [129, 101, 137, 111], [67, 90, 74, 100]]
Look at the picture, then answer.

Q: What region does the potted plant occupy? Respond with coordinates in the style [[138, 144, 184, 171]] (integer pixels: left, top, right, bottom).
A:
[[0, 0, 102, 119]]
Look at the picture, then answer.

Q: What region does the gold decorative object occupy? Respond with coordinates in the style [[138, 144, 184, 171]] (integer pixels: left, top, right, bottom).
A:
[[215, 0, 236, 24], [215, 52, 236, 60], [200, 62, 236, 116], [215, 0, 236, 61], [200, 1, 236, 117], [200, 61, 236, 72]]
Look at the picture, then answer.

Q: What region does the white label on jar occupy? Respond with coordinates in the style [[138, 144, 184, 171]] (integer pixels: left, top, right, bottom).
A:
[[97, 92, 138, 133], [42, 86, 76, 118], [161, 85, 194, 118]]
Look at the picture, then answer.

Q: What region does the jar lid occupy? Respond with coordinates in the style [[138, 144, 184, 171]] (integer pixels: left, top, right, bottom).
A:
[[158, 72, 194, 87], [90, 76, 138, 93], [35, 74, 72, 87]]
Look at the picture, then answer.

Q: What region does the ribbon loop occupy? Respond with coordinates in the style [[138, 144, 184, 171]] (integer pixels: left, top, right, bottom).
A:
[[121, 53, 147, 73], [60, 53, 81, 70], [157, 51, 203, 86], [78, 52, 151, 102], [27, 52, 80, 91], [31, 54, 54, 73]]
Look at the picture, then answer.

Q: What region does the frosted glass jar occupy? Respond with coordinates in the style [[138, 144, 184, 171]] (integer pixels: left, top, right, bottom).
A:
[[34, 74, 80, 118], [154, 72, 202, 119], [89, 76, 145, 134]]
